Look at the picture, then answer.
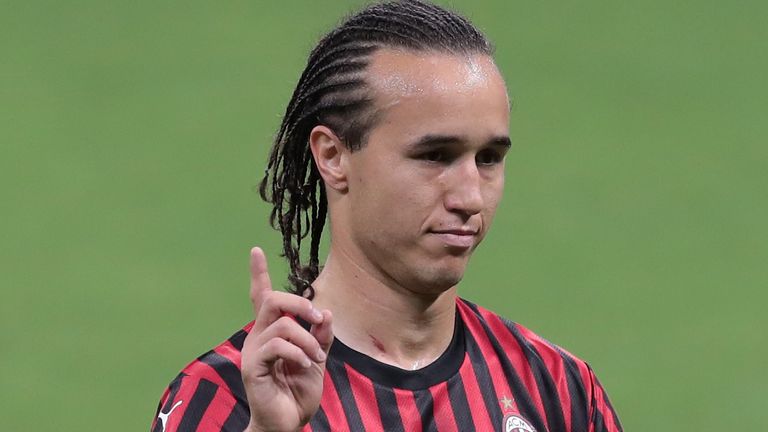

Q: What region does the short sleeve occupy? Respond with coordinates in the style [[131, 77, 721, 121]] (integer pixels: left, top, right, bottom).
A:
[[587, 365, 623, 432]]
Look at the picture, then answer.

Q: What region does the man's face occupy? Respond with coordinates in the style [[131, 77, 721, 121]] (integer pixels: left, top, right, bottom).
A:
[[340, 49, 510, 295]]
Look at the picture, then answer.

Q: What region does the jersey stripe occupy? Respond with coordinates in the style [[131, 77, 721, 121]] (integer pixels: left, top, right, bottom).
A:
[[182, 360, 228, 391], [592, 373, 622, 432], [591, 405, 606, 432], [463, 303, 549, 425], [227, 328, 248, 351], [394, 388, 423, 432], [552, 344, 590, 431], [194, 351, 247, 404], [308, 404, 330, 431], [447, 375, 476, 432], [214, 340, 243, 369], [220, 400, 249, 432], [465, 302, 548, 431], [506, 321, 568, 432], [429, 381, 459, 431], [326, 361, 365, 430], [445, 368, 475, 431], [602, 381, 622, 431], [374, 384, 406, 432], [176, 379, 218, 431], [346, 364, 385, 432], [413, 389, 438, 431], [576, 355, 594, 414], [457, 354, 495, 431], [319, 366, 352, 430], [461, 318, 504, 426], [197, 388, 237, 431]]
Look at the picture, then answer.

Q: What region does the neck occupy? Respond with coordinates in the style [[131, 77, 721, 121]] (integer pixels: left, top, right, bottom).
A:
[[311, 245, 457, 370]]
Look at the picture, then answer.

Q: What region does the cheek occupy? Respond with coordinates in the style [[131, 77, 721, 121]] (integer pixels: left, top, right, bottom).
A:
[[487, 182, 503, 209], [353, 178, 437, 246], [360, 163, 433, 207], [481, 178, 504, 223], [379, 185, 435, 235]]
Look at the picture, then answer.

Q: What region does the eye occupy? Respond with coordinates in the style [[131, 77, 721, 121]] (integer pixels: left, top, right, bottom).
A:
[[419, 150, 447, 163], [476, 149, 503, 166]]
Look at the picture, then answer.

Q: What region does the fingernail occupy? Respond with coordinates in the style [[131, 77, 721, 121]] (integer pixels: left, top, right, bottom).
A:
[[312, 308, 323, 321], [302, 357, 312, 368], [316, 349, 326, 362]]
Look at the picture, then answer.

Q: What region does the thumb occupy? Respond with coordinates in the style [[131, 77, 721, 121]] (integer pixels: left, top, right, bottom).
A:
[[311, 310, 334, 361]]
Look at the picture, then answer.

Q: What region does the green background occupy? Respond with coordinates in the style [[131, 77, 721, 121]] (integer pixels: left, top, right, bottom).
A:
[[2, 1, 766, 430]]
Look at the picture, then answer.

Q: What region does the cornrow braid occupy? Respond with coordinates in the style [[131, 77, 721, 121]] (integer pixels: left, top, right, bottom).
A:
[[259, 0, 493, 298]]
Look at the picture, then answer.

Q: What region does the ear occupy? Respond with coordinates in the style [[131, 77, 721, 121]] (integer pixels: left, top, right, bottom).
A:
[[309, 125, 348, 192]]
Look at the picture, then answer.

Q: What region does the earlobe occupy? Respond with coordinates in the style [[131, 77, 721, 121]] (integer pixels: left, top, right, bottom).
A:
[[309, 126, 348, 192]]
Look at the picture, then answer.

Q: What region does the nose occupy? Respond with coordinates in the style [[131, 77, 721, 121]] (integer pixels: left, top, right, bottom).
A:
[[443, 158, 484, 217]]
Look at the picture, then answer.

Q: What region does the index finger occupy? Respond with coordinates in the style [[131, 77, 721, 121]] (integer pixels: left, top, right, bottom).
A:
[[249, 247, 273, 314]]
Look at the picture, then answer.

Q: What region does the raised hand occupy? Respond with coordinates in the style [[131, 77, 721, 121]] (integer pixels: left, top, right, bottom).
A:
[[241, 247, 333, 432]]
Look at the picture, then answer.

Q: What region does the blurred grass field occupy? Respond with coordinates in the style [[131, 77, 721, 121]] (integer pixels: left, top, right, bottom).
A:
[[2, 1, 767, 430]]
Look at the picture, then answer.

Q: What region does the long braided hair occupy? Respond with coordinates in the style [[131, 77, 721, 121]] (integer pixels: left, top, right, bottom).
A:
[[259, 0, 493, 298]]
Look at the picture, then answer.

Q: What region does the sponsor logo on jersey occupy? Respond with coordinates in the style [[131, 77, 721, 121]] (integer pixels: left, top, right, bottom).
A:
[[157, 400, 183, 432]]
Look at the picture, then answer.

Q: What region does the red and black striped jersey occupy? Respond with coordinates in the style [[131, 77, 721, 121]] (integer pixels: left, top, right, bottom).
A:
[[152, 298, 622, 432]]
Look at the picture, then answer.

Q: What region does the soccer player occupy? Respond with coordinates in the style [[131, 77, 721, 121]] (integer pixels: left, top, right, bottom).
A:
[[152, 1, 623, 431]]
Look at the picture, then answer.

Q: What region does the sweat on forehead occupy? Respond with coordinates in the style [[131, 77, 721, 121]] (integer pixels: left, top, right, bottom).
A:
[[365, 49, 501, 99]]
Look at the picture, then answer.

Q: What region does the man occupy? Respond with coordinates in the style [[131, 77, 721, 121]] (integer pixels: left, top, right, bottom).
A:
[[152, 1, 622, 431]]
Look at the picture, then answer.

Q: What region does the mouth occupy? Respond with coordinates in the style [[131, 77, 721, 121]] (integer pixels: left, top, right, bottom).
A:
[[429, 228, 479, 249]]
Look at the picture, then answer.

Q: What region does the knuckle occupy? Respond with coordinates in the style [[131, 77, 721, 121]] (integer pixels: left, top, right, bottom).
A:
[[260, 293, 278, 310], [298, 297, 312, 310], [262, 337, 284, 352], [274, 318, 315, 345], [274, 316, 294, 331], [261, 292, 274, 306], [277, 291, 310, 310]]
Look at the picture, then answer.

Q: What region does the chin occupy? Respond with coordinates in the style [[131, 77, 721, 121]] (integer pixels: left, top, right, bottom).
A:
[[412, 266, 465, 294]]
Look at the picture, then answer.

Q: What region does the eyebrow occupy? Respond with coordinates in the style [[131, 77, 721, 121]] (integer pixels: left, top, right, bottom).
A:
[[408, 134, 512, 150]]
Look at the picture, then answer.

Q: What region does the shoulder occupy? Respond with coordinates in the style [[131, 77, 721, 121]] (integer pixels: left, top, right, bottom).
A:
[[152, 372, 250, 432], [151, 323, 254, 431], [457, 297, 588, 367], [178, 322, 253, 390], [457, 297, 595, 398], [457, 298, 623, 431], [157, 322, 253, 407]]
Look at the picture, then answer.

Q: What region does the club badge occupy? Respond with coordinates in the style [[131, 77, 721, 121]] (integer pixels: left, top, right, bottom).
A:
[[499, 395, 536, 432], [503, 414, 536, 432]]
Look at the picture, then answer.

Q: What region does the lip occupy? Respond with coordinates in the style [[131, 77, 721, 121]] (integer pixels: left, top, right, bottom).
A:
[[430, 229, 478, 248]]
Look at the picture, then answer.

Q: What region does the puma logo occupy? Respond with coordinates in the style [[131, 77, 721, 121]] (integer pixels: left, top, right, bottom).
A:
[[157, 400, 183, 432]]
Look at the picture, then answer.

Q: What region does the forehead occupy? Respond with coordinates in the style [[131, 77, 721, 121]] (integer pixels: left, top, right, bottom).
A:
[[362, 49, 510, 143], [365, 48, 507, 104]]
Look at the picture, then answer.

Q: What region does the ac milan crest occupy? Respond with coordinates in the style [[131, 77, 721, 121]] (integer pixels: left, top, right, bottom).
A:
[[503, 413, 536, 432]]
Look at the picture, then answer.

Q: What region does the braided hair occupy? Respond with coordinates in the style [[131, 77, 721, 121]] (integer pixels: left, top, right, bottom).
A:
[[259, 0, 493, 298]]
